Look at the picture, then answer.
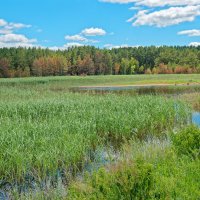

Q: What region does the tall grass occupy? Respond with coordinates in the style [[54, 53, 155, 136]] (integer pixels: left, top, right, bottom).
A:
[[0, 88, 189, 184], [0, 76, 194, 198]]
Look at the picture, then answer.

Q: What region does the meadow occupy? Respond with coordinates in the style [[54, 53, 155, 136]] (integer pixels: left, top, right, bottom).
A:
[[0, 75, 199, 199], [0, 74, 200, 87]]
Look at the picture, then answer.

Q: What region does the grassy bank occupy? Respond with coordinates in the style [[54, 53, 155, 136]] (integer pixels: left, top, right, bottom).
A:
[[0, 74, 200, 88]]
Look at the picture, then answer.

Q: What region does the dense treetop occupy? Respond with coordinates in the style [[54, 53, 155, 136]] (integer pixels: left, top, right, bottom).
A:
[[0, 46, 200, 77]]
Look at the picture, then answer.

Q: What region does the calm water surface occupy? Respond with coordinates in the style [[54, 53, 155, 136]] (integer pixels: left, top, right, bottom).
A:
[[70, 85, 200, 95], [192, 112, 200, 127]]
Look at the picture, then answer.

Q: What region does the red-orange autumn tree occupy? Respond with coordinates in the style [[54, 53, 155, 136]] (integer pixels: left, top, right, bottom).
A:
[[32, 55, 68, 76]]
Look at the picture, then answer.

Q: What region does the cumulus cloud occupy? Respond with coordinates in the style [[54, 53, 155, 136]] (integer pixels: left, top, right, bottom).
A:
[[134, 0, 200, 7], [0, 19, 38, 48], [0, 42, 41, 48], [49, 43, 84, 51], [0, 29, 12, 34], [178, 29, 200, 36], [189, 42, 200, 46], [0, 19, 7, 26], [100, 0, 200, 7], [4, 23, 31, 30], [64, 42, 84, 48], [65, 34, 88, 42], [129, 6, 141, 10], [128, 6, 200, 27], [104, 43, 139, 49], [100, 0, 200, 28], [63, 27, 105, 47], [0, 34, 36, 43], [0, 33, 37, 48], [0, 19, 32, 36], [82, 28, 106, 36]]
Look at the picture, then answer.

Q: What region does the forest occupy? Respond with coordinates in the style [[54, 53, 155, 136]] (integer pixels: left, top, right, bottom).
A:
[[0, 46, 200, 78]]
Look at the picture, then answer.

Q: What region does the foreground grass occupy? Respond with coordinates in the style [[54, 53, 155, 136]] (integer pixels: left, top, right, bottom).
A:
[[68, 126, 200, 200]]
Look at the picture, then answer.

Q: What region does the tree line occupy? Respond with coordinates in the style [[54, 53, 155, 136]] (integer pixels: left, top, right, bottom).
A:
[[0, 46, 200, 78]]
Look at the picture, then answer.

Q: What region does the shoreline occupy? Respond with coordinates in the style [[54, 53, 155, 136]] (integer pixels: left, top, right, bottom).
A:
[[79, 82, 200, 88]]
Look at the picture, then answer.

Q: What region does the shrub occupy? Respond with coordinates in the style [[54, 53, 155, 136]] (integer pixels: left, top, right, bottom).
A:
[[171, 125, 200, 157], [69, 160, 153, 200]]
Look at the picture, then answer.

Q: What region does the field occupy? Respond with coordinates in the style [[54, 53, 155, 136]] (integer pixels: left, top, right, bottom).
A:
[[0, 74, 200, 87], [0, 75, 199, 199]]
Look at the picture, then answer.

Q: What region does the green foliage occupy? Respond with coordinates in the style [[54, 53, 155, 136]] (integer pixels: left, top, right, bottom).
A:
[[68, 140, 200, 200], [69, 160, 153, 200], [172, 125, 200, 157], [1, 46, 200, 77]]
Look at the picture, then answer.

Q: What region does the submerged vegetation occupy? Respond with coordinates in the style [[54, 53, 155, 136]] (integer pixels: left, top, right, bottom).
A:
[[0, 75, 199, 199]]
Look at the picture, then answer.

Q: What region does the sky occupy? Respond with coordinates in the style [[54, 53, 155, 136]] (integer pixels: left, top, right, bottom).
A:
[[0, 0, 200, 49]]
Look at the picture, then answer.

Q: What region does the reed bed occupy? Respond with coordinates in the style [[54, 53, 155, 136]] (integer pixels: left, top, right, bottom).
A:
[[0, 89, 189, 184], [0, 76, 194, 199]]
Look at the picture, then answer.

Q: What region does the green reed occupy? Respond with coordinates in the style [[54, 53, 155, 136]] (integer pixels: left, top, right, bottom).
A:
[[0, 87, 189, 183]]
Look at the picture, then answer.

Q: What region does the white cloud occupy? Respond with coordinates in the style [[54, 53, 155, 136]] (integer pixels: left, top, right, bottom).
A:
[[82, 28, 106, 36], [104, 43, 139, 49], [189, 42, 200, 46], [64, 42, 84, 48], [0, 19, 32, 36], [128, 6, 200, 27], [0, 33, 38, 48], [49, 42, 84, 51], [48, 46, 64, 51], [100, 0, 200, 7], [0, 34, 37, 44], [64, 28, 105, 45], [0, 42, 40, 48], [100, 1, 200, 28], [5, 23, 31, 30], [0, 19, 7, 26], [0, 19, 37, 48], [0, 29, 12, 34], [178, 29, 200, 36], [135, 0, 200, 7], [65, 34, 88, 42], [129, 6, 141, 10]]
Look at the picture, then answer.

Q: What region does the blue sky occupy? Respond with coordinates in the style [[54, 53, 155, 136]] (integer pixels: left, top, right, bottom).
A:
[[0, 0, 200, 49]]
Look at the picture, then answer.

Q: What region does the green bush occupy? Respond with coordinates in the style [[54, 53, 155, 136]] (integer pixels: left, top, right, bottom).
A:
[[69, 160, 153, 200], [171, 125, 200, 157]]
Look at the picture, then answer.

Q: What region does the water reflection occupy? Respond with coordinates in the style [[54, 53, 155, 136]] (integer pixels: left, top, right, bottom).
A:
[[70, 85, 200, 96], [192, 112, 200, 127]]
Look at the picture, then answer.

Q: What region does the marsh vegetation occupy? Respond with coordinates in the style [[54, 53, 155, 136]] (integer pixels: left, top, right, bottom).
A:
[[0, 75, 199, 199]]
